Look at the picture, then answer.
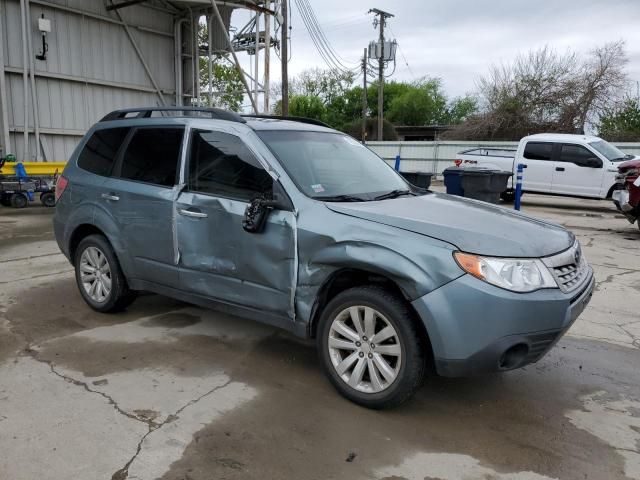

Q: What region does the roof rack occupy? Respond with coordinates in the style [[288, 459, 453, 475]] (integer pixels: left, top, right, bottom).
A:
[[241, 114, 331, 128], [100, 107, 247, 124]]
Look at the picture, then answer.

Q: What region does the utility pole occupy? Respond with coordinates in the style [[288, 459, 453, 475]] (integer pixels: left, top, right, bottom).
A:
[[368, 8, 393, 141], [264, 4, 271, 112], [281, 0, 289, 115], [254, 11, 260, 111], [362, 48, 367, 143]]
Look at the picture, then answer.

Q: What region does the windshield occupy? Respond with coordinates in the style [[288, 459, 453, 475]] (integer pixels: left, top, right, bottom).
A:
[[589, 140, 630, 162], [257, 130, 409, 200]]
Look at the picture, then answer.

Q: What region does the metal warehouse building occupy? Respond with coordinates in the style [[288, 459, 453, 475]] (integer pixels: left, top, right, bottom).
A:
[[0, 0, 267, 162]]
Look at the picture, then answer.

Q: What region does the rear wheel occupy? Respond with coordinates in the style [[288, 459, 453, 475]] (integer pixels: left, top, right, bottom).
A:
[[74, 234, 136, 313], [317, 286, 426, 409], [10, 193, 28, 209], [40, 191, 56, 207], [0, 195, 11, 207]]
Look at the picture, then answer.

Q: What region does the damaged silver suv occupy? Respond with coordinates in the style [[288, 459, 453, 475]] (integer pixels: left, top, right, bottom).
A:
[[54, 107, 595, 409]]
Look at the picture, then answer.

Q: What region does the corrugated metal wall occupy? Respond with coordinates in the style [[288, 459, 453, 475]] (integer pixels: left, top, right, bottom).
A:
[[367, 141, 640, 177], [0, 0, 177, 161]]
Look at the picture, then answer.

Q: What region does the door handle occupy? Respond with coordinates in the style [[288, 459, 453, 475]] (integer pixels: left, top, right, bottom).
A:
[[555, 167, 565, 172], [178, 208, 208, 218], [101, 193, 119, 201]]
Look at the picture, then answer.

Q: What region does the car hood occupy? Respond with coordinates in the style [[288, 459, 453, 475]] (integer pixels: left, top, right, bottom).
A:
[[325, 192, 574, 257], [618, 158, 640, 170]]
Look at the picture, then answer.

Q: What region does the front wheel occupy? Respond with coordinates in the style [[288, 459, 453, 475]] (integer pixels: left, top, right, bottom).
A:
[[317, 286, 426, 409], [74, 234, 136, 313]]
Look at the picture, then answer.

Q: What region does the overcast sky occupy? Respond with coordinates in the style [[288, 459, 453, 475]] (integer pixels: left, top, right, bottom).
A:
[[234, 0, 640, 101]]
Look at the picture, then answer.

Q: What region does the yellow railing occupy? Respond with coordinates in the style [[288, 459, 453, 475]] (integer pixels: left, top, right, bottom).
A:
[[0, 162, 67, 176]]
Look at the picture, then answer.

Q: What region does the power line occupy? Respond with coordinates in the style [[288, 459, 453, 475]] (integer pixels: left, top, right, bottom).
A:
[[293, 0, 360, 75], [388, 25, 414, 79]]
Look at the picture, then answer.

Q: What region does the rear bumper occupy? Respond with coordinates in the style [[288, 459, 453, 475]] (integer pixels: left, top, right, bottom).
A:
[[53, 215, 71, 261], [412, 268, 595, 377]]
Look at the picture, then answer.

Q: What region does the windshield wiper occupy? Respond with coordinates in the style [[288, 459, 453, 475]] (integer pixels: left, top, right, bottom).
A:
[[612, 154, 634, 161], [313, 194, 367, 202], [373, 189, 414, 201]]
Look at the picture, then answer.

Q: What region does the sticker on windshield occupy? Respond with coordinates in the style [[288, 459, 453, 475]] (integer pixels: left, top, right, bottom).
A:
[[311, 184, 325, 193]]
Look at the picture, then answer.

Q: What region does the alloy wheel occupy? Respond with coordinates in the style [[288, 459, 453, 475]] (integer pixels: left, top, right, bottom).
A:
[[79, 246, 112, 303], [328, 306, 402, 393]]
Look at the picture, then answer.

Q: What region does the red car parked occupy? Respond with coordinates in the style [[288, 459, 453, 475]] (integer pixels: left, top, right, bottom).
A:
[[612, 158, 640, 230]]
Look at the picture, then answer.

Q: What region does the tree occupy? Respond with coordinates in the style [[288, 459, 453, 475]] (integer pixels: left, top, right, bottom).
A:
[[386, 78, 448, 125], [443, 96, 478, 124], [598, 98, 640, 141], [342, 118, 398, 141], [198, 22, 244, 111], [446, 42, 629, 140], [288, 95, 327, 120]]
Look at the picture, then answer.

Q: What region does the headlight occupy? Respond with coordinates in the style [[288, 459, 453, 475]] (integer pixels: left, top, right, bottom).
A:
[[454, 252, 558, 292]]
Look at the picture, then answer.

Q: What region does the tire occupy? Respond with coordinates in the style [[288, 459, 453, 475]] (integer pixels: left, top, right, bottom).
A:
[[40, 191, 56, 207], [317, 285, 426, 409], [0, 196, 11, 207], [74, 234, 136, 313], [10, 193, 28, 209], [500, 190, 516, 203]]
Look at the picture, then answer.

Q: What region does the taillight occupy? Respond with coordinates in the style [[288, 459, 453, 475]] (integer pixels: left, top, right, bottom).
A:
[[54, 175, 69, 203]]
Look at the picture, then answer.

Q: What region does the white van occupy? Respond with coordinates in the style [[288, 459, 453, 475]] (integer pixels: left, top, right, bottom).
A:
[[456, 134, 635, 201]]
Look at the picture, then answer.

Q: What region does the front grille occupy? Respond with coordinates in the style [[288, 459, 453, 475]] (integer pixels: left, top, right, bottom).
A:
[[542, 241, 588, 293]]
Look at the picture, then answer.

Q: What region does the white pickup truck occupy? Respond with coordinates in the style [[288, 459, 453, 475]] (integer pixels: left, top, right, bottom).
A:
[[455, 133, 636, 202]]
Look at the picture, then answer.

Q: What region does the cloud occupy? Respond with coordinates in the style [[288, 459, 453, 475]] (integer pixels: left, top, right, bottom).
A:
[[232, 0, 640, 99]]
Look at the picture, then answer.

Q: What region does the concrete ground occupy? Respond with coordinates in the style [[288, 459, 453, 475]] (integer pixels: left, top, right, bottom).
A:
[[0, 193, 639, 480]]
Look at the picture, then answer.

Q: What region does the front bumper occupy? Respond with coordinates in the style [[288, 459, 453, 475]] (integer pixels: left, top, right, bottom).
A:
[[411, 267, 595, 377], [612, 189, 637, 223]]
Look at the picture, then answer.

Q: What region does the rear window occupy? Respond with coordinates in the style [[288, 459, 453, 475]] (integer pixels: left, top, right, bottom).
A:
[[119, 127, 184, 187], [523, 142, 553, 161], [77, 128, 130, 176]]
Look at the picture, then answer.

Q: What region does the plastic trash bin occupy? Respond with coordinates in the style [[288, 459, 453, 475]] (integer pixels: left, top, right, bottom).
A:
[[443, 167, 464, 196], [400, 171, 433, 189], [461, 168, 512, 204]]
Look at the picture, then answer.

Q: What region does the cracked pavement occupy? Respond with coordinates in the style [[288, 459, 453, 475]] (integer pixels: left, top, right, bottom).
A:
[[0, 194, 639, 480]]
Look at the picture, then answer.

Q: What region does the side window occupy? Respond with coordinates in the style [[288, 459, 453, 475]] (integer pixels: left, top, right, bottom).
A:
[[188, 130, 273, 200], [523, 142, 553, 161], [119, 127, 184, 187], [559, 144, 596, 165], [77, 128, 130, 176]]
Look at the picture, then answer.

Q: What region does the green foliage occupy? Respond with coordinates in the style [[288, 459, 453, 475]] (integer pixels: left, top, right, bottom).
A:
[[198, 56, 244, 112], [444, 96, 479, 124], [277, 69, 476, 132], [342, 118, 398, 141], [598, 99, 640, 141], [198, 22, 243, 111], [386, 79, 448, 125], [288, 95, 327, 120]]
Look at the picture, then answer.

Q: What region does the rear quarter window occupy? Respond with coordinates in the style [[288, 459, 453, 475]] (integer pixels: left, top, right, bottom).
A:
[[523, 142, 553, 161], [77, 128, 130, 176]]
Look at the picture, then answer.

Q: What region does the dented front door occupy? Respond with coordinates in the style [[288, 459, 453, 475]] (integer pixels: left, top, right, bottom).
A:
[[175, 129, 296, 318]]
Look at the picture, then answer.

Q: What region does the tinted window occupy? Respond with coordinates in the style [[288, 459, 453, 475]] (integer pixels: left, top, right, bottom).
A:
[[188, 130, 273, 200], [77, 128, 129, 176], [119, 128, 184, 187], [559, 144, 596, 165], [523, 142, 553, 161]]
